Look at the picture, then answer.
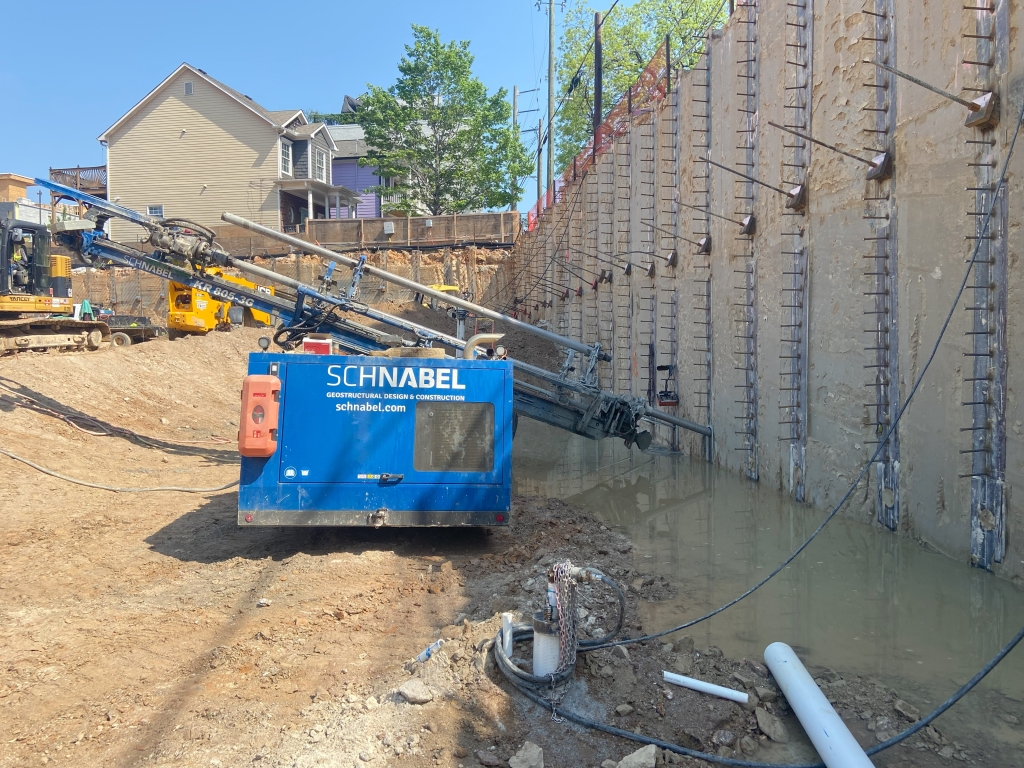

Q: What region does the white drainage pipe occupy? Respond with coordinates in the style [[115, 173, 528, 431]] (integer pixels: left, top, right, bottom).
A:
[[532, 611, 561, 677], [763, 643, 875, 768], [662, 671, 749, 704]]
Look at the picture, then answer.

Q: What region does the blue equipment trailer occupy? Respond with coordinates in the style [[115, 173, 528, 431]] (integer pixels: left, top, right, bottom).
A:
[[238, 353, 515, 526]]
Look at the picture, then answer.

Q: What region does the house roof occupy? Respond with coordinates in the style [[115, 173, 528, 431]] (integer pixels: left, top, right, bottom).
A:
[[267, 110, 307, 127], [97, 64, 306, 142], [284, 122, 338, 152], [327, 124, 368, 158]]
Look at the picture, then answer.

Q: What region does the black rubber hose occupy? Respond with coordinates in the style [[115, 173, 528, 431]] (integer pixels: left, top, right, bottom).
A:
[[494, 568, 627, 688], [494, 626, 574, 688], [578, 570, 627, 648]]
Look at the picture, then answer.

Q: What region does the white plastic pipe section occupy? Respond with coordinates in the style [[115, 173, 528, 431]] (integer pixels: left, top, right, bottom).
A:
[[662, 671, 749, 704], [763, 643, 875, 768]]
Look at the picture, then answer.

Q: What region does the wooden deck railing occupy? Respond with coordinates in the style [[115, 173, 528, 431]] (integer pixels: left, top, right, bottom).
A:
[[308, 211, 520, 250]]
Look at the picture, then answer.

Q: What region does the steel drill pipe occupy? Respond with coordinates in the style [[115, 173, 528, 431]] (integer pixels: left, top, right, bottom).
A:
[[221, 213, 611, 361]]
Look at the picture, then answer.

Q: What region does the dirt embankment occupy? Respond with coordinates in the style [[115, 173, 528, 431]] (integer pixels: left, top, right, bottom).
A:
[[0, 332, 980, 768]]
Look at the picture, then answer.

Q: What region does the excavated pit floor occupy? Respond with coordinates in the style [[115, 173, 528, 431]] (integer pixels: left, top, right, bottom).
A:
[[513, 418, 1024, 764]]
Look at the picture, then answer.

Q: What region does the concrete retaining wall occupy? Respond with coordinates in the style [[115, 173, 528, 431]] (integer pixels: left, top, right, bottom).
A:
[[503, 0, 1024, 581]]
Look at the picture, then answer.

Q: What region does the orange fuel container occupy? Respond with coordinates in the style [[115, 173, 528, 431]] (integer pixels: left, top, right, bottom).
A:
[[238, 375, 280, 457]]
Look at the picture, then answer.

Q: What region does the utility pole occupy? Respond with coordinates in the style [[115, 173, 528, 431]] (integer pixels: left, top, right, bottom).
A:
[[547, 0, 555, 199], [513, 85, 518, 127], [594, 11, 602, 141], [537, 118, 543, 209]]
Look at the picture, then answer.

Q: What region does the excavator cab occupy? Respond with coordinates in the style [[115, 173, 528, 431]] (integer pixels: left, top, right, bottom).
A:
[[1, 220, 52, 300], [0, 215, 108, 353]]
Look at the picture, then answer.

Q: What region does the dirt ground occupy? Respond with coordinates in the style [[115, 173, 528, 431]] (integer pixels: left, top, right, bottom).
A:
[[0, 330, 998, 768]]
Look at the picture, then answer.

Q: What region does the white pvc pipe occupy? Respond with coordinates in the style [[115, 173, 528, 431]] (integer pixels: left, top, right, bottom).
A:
[[662, 671, 749, 704], [763, 643, 875, 768]]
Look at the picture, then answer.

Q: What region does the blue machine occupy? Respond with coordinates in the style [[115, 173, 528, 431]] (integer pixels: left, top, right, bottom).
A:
[[238, 353, 515, 526]]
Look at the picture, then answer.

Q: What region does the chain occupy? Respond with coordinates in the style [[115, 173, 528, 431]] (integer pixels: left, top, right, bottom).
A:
[[551, 561, 580, 673]]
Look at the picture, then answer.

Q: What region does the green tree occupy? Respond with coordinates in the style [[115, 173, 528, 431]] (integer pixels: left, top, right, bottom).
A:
[[555, 0, 727, 170], [358, 25, 534, 215], [306, 110, 360, 126]]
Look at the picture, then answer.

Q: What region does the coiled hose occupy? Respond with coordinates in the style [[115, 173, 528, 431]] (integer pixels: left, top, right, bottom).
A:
[[493, 568, 626, 690]]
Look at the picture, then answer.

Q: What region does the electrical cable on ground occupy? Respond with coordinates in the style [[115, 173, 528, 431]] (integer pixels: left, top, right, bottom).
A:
[[0, 380, 233, 447], [0, 448, 239, 494], [580, 84, 1024, 652]]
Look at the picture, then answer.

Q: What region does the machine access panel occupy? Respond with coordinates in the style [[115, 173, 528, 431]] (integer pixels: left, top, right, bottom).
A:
[[238, 353, 514, 526]]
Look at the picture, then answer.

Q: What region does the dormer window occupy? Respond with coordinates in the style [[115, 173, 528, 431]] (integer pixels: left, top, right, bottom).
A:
[[280, 140, 292, 176], [184, 81, 193, 96]]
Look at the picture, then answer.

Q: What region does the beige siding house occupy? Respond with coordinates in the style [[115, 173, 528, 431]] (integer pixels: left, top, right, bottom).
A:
[[100, 63, 360, 243]]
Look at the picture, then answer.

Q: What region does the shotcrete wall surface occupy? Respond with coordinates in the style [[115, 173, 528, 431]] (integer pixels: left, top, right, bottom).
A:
[[504, 0, 1024, 581]]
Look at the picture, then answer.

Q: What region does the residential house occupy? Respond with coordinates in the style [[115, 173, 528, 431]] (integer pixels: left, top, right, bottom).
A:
[[98, 63, 360, 242], [328, 123, 386, 218]]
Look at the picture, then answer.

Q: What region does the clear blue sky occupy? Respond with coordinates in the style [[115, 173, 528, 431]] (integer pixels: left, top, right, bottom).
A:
[[0, 0, 585, 211]]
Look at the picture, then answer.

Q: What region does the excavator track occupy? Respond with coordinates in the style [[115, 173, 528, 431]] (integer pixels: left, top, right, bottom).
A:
[[0, 317, 110, 354]]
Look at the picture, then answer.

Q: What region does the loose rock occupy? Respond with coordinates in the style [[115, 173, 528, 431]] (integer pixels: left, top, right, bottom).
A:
[[713, 730, 736, 747], [616, 744, 657, 768], [893, 699, 920, 722], [397, 680, 433, 704], [755, 708, 788, 743], [732, 671, 756, 689], [615, 704, 635, 716], [475, 749, 505, 766], [508, 741, 544, 768], [754, 686, 776, 703]]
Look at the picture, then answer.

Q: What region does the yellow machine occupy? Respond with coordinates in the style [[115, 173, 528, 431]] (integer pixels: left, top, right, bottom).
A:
[[167, 267, 274, 338], [415, 283, 461, 310], [0, 214, 108, 354]]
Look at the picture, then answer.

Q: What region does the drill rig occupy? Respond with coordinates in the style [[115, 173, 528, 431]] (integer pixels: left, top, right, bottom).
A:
[[36, 178, 711, 526]]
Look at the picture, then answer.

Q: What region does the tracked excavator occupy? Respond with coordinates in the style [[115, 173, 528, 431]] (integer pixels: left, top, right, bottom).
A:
[[0, 212, 109, 353], [35, 178, 711, 526]]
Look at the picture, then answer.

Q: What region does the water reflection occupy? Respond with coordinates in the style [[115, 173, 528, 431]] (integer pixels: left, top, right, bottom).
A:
[[513, 420, 1024, 735]]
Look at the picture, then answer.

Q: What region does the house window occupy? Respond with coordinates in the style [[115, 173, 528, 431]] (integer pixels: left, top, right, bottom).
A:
[[184, 81, 193, 96], [281, 140, 292, 176], [147, 205, 164, 217], [314, 148, 326, 183]]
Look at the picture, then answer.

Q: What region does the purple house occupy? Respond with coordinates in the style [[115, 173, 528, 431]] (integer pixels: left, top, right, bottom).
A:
[[328, 124, 385, 218]]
